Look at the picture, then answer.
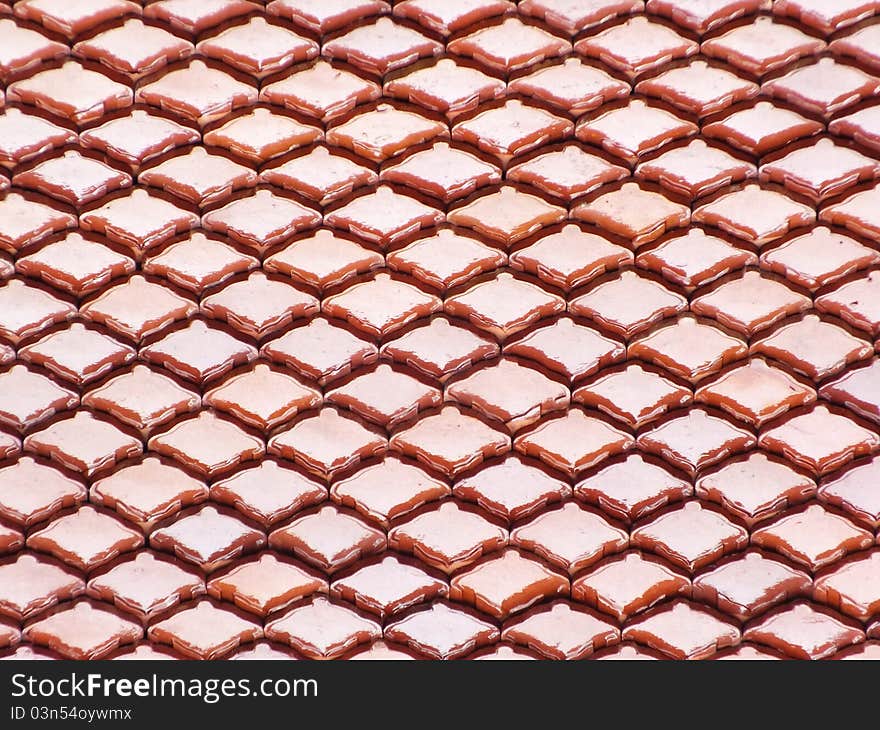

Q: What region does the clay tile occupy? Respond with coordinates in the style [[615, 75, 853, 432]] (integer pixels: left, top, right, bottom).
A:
[[387, 229, 503, 290], [211, 460, 325, 528], [17, 233, 134, 297], [323, 17, 441, 76], [773, 0, 879, 35], [452, 454, 570, 522], [701, 16, 826, 75], [0, 522, 23, 555], [387, 602, 497, 658], [576, 99, 697, 164], [450, 188, 566, 245], [645, 234, 743, 293], [389, 406, 510, 479], [578, 551, 687, 622], [691, 271, 812, 336], [267, 0, 390, 34], [0, 280, 74, 344], [452, 100, 573, 160], [148, 411, 264, 478], [15, 0, 137, 38], [148, 599, 262, 659], [448, 17, 570, 73], [639, 61, 758, 117], [110, 643, 181, 660], [819, 459, 880, 529], [761, 226, 879, 291], [24, 601, 142, 660], [702, 101, 822, 157], [759, 406, 880, 475], [834, 105, 880, 158], [0, 458, 86, 527], [143, 0, 256, 35], [20, 323, 135, 386], [0, 346, 11, 369], [0, 553, 83, 622], [143, 233, 259, 293], [14, 150, 132, 207], [752, 504, 874, 570], [630, 316, 747, 383], [520, 0, 643, 34], [814, 552, 880, 621], [140, 146, 256, 207], [327, 104, 446, 162], [814, 258, 880, 325], [201, 190, 321, 254], [323, 272, 441, 337], [261, 318, 378, 386], [266, 596, 381, 659], [446, 359, 570, 431], [83, 365, 199, 434], [90, 457, 208, 529], [140, 319, 257, 384], [622, 600, 740, 659], [259, 61, 381, 122], [743, 602, 864, 660], [79, 188, 199, 255], [821, 359, 880, 426], [7, 62, 131, 126], [648, 0, 769, 33], [832, 24, 880, 74], [383, 58, 505, 117], [508, 146, 629, 202], [575, 15, 699, 79], [394, 0, 513, 35], [379, 317, 499, 381], [389, 501, 508, 574], [204, 109, 321, 165], [26, 505, 142, 571], [382, 143, 501, 204], [502, 601, 619, 659], [87, 551, 204, 622], [261, 146, 377, 205], [694, 359, 816, 427], [326, 365, 441, 429], [208, 553, 325, 617], [450, 548, 568, 619], [763, 58, 880, 118], [576, 453, 692, 522], [511, 502, 628, 574], [0, 19, 67, 81], [228, 641, 302, 660], [269, 505, 385, 573], [509, 58, 631, 116], [835, 641, 880, 660], [197, 16, 318, 78], [72, 18, 192, 78], [268, 409, 386, 480], [445, 272, 565, 339], [0, 108, 76, 168], [0, 257, 12, 280]]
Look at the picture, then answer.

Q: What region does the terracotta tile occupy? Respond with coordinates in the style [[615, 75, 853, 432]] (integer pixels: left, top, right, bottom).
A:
[[208, 552, 325, 617], [259, 61, 381, 122], [143, 0, 257, 35], [388, 501, 508, 574], [821, 359, 880, 426], [815, 270, 880, 337], [647, 0, 769, 33], [703, 101, 822, 158], [197, 17, 318, 78], [622, 600, 740, 659], [693, 550, 811, 621], [90, 457, 209, 529], [514, 408, 633, 477], [511, 502, 628, 574], [203, 109, 322, 165], [818, 459, 880, 529], [72, 18, 193, 78], [572, 552, 690, 621], [763, 58, 880, 118], [14, 150, 132, 208], [330, 457, 449, 527], [393, 0, 513, 35], [835, 641, 880, 660], [593, 642, 666, 660], [573, 363, 692, 429], [508, 146, 629, 202], [140, 319, 258, 384], [267, 0, 390, 34], [0, 108, 77, 169], [519, 0, 643, 34], [743, 602, 863, 660], [0, 553, 84, 622], [27, 505, 143, 572], [262, 318, 378, 386], [448, 187, 566, 246], [87, 551, 204, 622], [452, 454, 570, 522], [574, 454, 693, 522], [0, 523, 24, 555], [0, 19, 67, 81], [758, 406, 880, 475], [265, 596, 380, 659], [502, 601, 618, 659], [695, 451, 816, 527], [110, 643, 181, 660], [448, 17, 570, 73], [772, 0, 880, 35], [509, 59, 630, 117], [268, 505, 385, 574], [140, 147, 256, 207], [814, 552, 880, 622], [0, 281, 74, 345], [0, 457, 86, 527], [386, 601, 497, 659], [268, 409, 386, 480], [260, 147, 376, 205], [712, 643, 785, 660], [637, 61, 758, 117], [327, 104, 446, 163], [830, 23, 880, 71], [148, 599, 262, 659], [211, 460, 325, 528], [829, 106, 880, 155], [0, 193, 77, 254], [323, 18, 441, 77], [383, 58, 505, 117], [24, 601, 142, 660], [229, 641, 302, 660]]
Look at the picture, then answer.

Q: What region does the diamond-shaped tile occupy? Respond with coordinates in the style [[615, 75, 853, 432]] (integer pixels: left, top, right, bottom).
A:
[[148, 599, 262, 660], [0, 553, 83, 622], [743, 602, 863, 660], [14, 150, 131, 208], [0, 458, 86, 528], [0, 108, 76, 169], [703, 101, 822, 157], [508, 146, 629, 202], [323, 17, 441, 76], [820, 359, 880, 426], [814, 552, 880, 622], [203, 109, 322, 165], [763, 58, 880, 118], [816, 270, 880, 337], [328, 104, 446, 163], [819, 459, 880, 529], [0, 19, 67, 81], [384, 601, 498, 659], [502, 601, 619, 659], [24, 601, 142, 660], [0, 365, 77, 433], [448, 17, 570, 73], [622, 600, 740, 659]]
